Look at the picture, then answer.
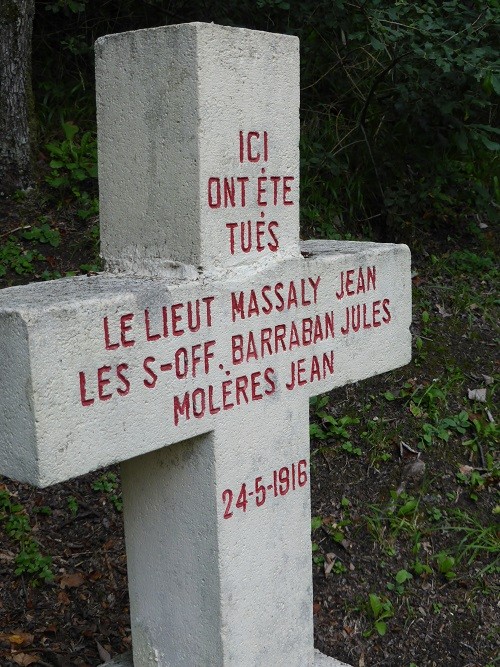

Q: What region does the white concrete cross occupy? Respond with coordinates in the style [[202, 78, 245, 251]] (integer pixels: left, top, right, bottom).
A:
[[0, 23, 411, 667]]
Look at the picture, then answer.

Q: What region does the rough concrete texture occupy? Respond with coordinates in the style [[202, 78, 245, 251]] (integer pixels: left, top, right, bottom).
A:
[[313, 650, 353, 666], [95, 23, 300, 276], [101, 649, 352, 666], [0, 241, 411, 487], [0, 22, 409, 667], [0, 239, 409, 665]]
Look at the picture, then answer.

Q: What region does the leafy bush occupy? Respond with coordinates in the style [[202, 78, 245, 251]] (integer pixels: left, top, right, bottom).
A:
[[45, 121, 98, 218], [45, 121, 97, 189], [31, 0, 498, 241], [296, 0, 499, 240]]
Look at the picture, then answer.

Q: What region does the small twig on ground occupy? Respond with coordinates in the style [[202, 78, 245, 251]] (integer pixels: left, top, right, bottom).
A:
[[103, 547, 118, 590], [478, 443, 486, 469], [0, 225, 31, 239], [58, 509, 99, 530], [321, 450, 332, 472]]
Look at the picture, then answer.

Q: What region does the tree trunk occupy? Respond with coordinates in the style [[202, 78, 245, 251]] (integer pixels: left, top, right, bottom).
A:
[[0, 0, 35, 195]]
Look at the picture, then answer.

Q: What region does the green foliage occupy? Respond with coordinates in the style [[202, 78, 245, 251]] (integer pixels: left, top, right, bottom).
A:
[[0, 223, 61, 281], [420, 411, 471, 448], [30, 0, 498, 243], [435, 551, 457, 580], [0, 487, 54, 586], [412, 559, 432, 577], [297, 0, 500, 239], [46, 121, 97, 188], [387, 568, 413, 595], [366, 492, 422, 552], [309, 399, 360, 447], [92, 472, 123, 512], [447, 510, 500, 574], [0, 239, 44, 277], [365, 593, 394, 636], [311, 515, 323, 532], [464, 418, 499, 459], [45, 0, 87, 14], [456, 465, 498, 503], [15, 540, 54, 583], [341, 440, 362, 457], [67, 495, 79, 517], [45, 121, 99, 219], [22, 223, 61, 247], [448, 250, 498, 277]]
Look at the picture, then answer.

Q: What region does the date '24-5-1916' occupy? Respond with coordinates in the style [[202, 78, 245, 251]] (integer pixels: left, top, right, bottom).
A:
[[222, 459, 308, 519]]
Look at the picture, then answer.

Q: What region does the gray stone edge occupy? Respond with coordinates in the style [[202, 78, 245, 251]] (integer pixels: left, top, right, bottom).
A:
[[100, 649, 352, 666]]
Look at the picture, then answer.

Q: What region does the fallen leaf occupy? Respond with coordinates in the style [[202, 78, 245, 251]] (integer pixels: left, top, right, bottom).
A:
[[57, 591, 70, 605], [312, 602, 321, 615], [435, 303, 451, 317], [5, 633, 34, 647], [459, 465, 474, 475], [324, 553, 338, 577], [468, 387, 487, 403], [42, 624, 57, 634], [96, 642, 111, 663], [400, 441, 420, 459], [0, 550, 15, 562], [12, 653, 40, 666], [59, 572, 85, 589]]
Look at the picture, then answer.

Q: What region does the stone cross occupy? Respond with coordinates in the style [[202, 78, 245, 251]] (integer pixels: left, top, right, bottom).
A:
[[0, 23, 411, 667]]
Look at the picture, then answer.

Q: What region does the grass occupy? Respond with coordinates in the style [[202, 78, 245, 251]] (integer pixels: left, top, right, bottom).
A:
[[309, 237, 499, 654], [0, 164, 497, 663]]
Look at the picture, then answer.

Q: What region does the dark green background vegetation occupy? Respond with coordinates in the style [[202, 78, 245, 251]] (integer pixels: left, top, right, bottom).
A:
[[1, 5, 498, 665], [32, 0, 499, 245]]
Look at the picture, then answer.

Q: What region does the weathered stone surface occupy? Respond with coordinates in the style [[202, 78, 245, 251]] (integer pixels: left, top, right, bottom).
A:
[[0, 241, 410, 487], [95, 23, 300, 276], [101, 649, 353, 666], [0, 22, 411, 667]]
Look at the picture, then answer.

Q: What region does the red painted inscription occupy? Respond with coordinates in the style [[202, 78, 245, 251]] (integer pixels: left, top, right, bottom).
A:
[[231, 312, 334, 364], [207, 131, 298, 256], [239, 131, 268, 163], [78, 262, 394, 425], [173, 367, 276, 425], [79, 363, 130, 406], [231, 277, 321, 321], [285, 351, 334, 390], [226, 219, 279, 254], [222, 459, 308, 519], [340, 299, 391, 335], [336, 266, 376, 300], [103, 297, 214, 350]]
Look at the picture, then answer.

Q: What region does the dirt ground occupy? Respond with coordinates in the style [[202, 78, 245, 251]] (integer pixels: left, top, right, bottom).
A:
[[0, 194, 498, 666]]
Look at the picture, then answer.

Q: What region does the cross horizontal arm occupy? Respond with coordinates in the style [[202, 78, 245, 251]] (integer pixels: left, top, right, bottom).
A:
[[0, 240, 410, 487]]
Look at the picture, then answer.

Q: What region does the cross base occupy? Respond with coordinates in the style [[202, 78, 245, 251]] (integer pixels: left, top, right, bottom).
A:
[[101, 649, 353, 666]]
